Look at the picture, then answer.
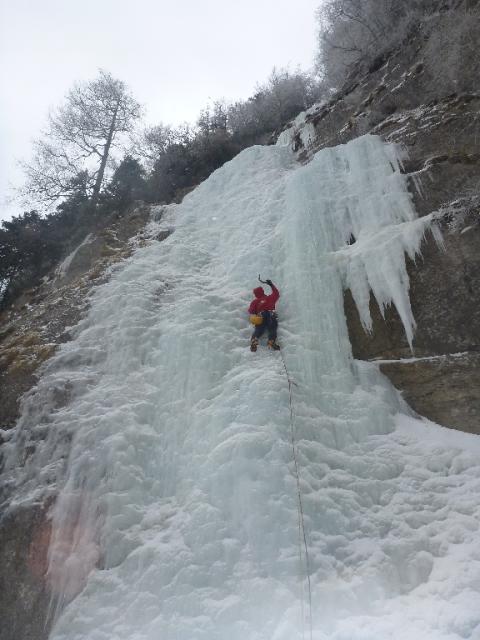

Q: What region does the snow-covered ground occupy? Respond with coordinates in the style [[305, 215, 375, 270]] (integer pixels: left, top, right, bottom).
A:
[[4, 135, 480, 639]]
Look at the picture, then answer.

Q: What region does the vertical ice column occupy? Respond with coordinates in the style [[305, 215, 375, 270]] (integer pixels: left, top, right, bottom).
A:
[[283, 135, 433, 352]]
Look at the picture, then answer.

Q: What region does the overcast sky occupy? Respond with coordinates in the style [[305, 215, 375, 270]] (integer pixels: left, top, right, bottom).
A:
[[0, 0, 320, 221]]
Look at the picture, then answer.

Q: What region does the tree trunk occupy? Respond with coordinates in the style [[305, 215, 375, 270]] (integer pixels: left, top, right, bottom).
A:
[[91, 101, 120, 207]]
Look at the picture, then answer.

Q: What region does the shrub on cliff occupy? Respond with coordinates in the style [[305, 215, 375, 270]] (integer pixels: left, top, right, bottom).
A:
[[0, 211, 62, 306], [314, 0, 479, 95], [141, 68, 322, 203], [315, 0, 424, 88], [103, 156, 147, 209]]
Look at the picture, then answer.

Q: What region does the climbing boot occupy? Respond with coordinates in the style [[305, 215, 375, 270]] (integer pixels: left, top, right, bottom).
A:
[[250, 337, 259, 352], [267, 339, 280, 351]]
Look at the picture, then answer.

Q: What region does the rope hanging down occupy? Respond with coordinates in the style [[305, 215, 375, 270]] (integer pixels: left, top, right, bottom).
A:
[[279, 351, 313, 640]]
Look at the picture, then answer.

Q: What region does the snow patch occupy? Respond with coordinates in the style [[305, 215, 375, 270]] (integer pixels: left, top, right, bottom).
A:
[[55, 234, 94, 278]]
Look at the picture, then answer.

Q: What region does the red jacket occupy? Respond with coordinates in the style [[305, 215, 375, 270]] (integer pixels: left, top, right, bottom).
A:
[[248, 284, 280, 314]]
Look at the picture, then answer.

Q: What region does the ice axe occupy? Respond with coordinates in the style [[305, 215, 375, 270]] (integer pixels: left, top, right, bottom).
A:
[[258, 274, 268, 285]]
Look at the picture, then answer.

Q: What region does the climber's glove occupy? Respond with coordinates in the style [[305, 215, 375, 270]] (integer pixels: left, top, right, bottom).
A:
[[266, 279, 274, 287]]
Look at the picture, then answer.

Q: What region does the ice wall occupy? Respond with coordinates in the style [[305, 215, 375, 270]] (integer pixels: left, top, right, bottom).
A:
[[3, 136, 480, 640]]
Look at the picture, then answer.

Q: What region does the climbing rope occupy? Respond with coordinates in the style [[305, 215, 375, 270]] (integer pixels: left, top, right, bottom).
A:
[[279, 351, 313, 640]]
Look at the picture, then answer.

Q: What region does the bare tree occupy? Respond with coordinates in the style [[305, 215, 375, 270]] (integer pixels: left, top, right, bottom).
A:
[[21, 70, 141, 209]]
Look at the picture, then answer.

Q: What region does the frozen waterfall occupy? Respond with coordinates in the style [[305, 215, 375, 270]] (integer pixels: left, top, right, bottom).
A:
[[4, 135, 480, 640]]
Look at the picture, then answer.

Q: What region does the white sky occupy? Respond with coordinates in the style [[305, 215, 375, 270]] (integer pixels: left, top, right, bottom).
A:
[[0, 0, 320, 221]]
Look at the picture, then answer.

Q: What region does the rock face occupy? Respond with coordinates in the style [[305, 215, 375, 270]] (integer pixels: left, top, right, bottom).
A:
[[0, 502, 53, 640], [279, 28, 480, 434], [379, 353, 480, 434]]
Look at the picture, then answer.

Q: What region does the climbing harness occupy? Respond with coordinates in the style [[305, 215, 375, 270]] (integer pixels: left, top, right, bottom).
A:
[[279, 350, 313, 640]]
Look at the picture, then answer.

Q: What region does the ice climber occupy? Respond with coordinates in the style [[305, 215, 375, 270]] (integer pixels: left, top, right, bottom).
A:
[[248, 279, 280, 352]]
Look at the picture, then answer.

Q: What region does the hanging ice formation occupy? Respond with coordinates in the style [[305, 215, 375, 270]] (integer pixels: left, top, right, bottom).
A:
[[3, 134, 480, 640]]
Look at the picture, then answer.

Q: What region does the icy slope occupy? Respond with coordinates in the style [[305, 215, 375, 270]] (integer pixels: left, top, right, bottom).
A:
[[5, 136, 480, 640]]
